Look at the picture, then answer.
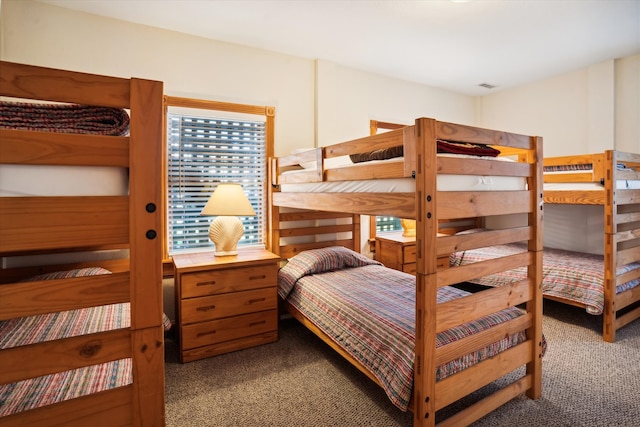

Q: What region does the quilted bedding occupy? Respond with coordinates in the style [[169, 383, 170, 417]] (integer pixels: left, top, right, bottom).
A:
[[450, 243, 640, 315], [279, 246, 536, 411], [0, 101, 130, 136]]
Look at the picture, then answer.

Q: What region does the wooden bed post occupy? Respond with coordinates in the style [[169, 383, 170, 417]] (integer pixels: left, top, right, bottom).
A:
[[603, 150, 617, 342], [526, 135, 544, 399], [129, 77, 166, 426], [413, 117, 438, 426]]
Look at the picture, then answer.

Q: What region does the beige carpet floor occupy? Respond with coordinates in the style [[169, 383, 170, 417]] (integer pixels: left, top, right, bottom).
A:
[[164, 299, 640, 426]]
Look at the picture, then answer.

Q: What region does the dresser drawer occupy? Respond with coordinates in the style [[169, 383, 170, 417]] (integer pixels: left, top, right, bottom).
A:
[[403, 263, 416, 275], [181, 264, 277, 298], [403, 245, 417, 263], [181, 287, 276, 324], [181, 309, 277, 350]]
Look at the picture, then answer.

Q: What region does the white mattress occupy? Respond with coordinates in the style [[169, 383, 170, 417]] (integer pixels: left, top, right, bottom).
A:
[[544, 180, 640, 191], [0, 165, 128, 196], [281, 155, 526, 193]]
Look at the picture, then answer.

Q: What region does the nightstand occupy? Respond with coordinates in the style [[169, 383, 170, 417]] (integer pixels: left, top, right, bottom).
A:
[[375, 231, 449, 275], [172, 248, 280, 363]]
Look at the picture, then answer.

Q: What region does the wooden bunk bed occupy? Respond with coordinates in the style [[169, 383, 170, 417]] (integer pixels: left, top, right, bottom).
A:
[[0, 61, 165, 426], [450, 151, 640, 343], [269, 117, 544, 426], [544, 152, 640, 341]]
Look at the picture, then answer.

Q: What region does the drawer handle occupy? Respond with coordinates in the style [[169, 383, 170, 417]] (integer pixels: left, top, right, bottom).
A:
[[197, 330, 217, 337], [196, 305, 216, 312], [197, 280, 216, 286], [248, 297, 266, 304], [249, 274, 266, 280], [249, 320, 266, 327]]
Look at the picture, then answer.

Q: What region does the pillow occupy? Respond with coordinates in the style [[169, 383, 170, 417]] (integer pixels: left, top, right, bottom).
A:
[[22, 267, 112, 281], [278, 246, 380, 298]]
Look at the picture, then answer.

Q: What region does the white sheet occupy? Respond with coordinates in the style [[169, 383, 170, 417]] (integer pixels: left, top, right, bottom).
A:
[[544, 181, 640, 191], [0, 165, 128, 196], [281, 155, 526, 193]]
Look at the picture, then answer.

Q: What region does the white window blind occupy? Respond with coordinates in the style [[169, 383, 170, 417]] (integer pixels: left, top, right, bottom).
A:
[[167, 113, 266, 254]]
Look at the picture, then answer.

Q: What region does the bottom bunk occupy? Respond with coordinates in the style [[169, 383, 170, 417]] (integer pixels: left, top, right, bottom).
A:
[[279, 245, 546, 415], [450, 243, 640, 339], [271, 208, 545, 426], [0, 268, 172, 420]]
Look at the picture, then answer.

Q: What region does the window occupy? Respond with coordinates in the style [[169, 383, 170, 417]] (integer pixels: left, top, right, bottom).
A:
[[376, 216, 401, 233], [164, 97, 274, 256]]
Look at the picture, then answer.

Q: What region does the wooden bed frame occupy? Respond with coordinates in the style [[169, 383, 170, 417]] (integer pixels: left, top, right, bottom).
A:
[[543, 151, 640, 342], [269, 117, 544, 426], [0, 62, 165, 426]]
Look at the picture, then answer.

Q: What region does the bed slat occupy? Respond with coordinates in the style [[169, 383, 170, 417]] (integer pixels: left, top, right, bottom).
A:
[[436, 313, 533, 366], [434, 341, 533, 411], [0, 129, 129, 167], [0, 385, 132, 427], [437, 191, 531, 219], [0, 61, 130, 108], [0, 328, 131, 384], [437, 252, 533, 288], [436, 280, 531, 332], [0, 272, 129, 320], [0, 196, 129, 254]]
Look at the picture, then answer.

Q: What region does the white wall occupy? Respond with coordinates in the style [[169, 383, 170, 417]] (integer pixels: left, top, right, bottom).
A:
[[615, 54, 640, 153], [480, 57, 639, 157], [315, 60, 478, 146], [0, 0, 316, 157]]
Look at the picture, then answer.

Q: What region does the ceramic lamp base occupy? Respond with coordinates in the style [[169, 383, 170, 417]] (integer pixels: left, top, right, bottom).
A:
[[209, 216, 244, 256]]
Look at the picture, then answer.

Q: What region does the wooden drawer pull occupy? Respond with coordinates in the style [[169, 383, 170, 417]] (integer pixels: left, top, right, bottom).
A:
[[197, 330, 217, 337], [196, 280, 216, 286], [249, 320, 266, 327], [248, 297, 266, 304], [249, 274, 266, 280], [196, 305, 216, 312]]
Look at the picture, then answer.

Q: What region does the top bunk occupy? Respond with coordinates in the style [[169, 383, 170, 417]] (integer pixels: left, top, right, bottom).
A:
[[543, 151, 640, 205], [271, 117, 541, 221]]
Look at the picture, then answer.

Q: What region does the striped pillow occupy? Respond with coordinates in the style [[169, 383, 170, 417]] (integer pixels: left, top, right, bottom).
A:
[[278, 246, 380, 298]]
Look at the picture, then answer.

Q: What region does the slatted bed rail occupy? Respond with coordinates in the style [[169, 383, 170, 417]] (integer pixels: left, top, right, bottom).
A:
[[0, 61, 165, 426]]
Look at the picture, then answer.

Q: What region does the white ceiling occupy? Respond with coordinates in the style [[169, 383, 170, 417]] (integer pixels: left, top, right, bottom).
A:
[[39, 0, 640, 96]]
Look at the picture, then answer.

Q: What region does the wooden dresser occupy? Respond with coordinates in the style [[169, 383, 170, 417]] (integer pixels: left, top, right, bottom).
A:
[[172, 248, 280, 363], [375, 231, 449, 275]]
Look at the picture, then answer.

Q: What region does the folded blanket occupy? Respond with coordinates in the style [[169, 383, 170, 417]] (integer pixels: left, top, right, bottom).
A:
[[0, 101, 130, 136], [349, 140, 500, 163]]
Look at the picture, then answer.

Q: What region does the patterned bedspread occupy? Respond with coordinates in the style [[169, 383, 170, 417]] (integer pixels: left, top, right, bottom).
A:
[[450, 243, 640, 315], [278, 246, 534, 411]]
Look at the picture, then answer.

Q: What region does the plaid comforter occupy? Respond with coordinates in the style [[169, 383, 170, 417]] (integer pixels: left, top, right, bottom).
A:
[[450, 243, 640, 315], [279, 246, 532, 411]]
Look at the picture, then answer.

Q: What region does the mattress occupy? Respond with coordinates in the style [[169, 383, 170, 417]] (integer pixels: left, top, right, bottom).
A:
[[281, 156, 526, 193], [544, 181, 640, 191], [0, 165, 128, 197]]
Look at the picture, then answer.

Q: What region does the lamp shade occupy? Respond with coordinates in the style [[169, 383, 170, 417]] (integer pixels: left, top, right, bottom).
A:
[[200, 183, 256, 217]]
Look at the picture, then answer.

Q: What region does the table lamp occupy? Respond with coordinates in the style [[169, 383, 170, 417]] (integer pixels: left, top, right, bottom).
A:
[[200, 183, 256, 256]]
